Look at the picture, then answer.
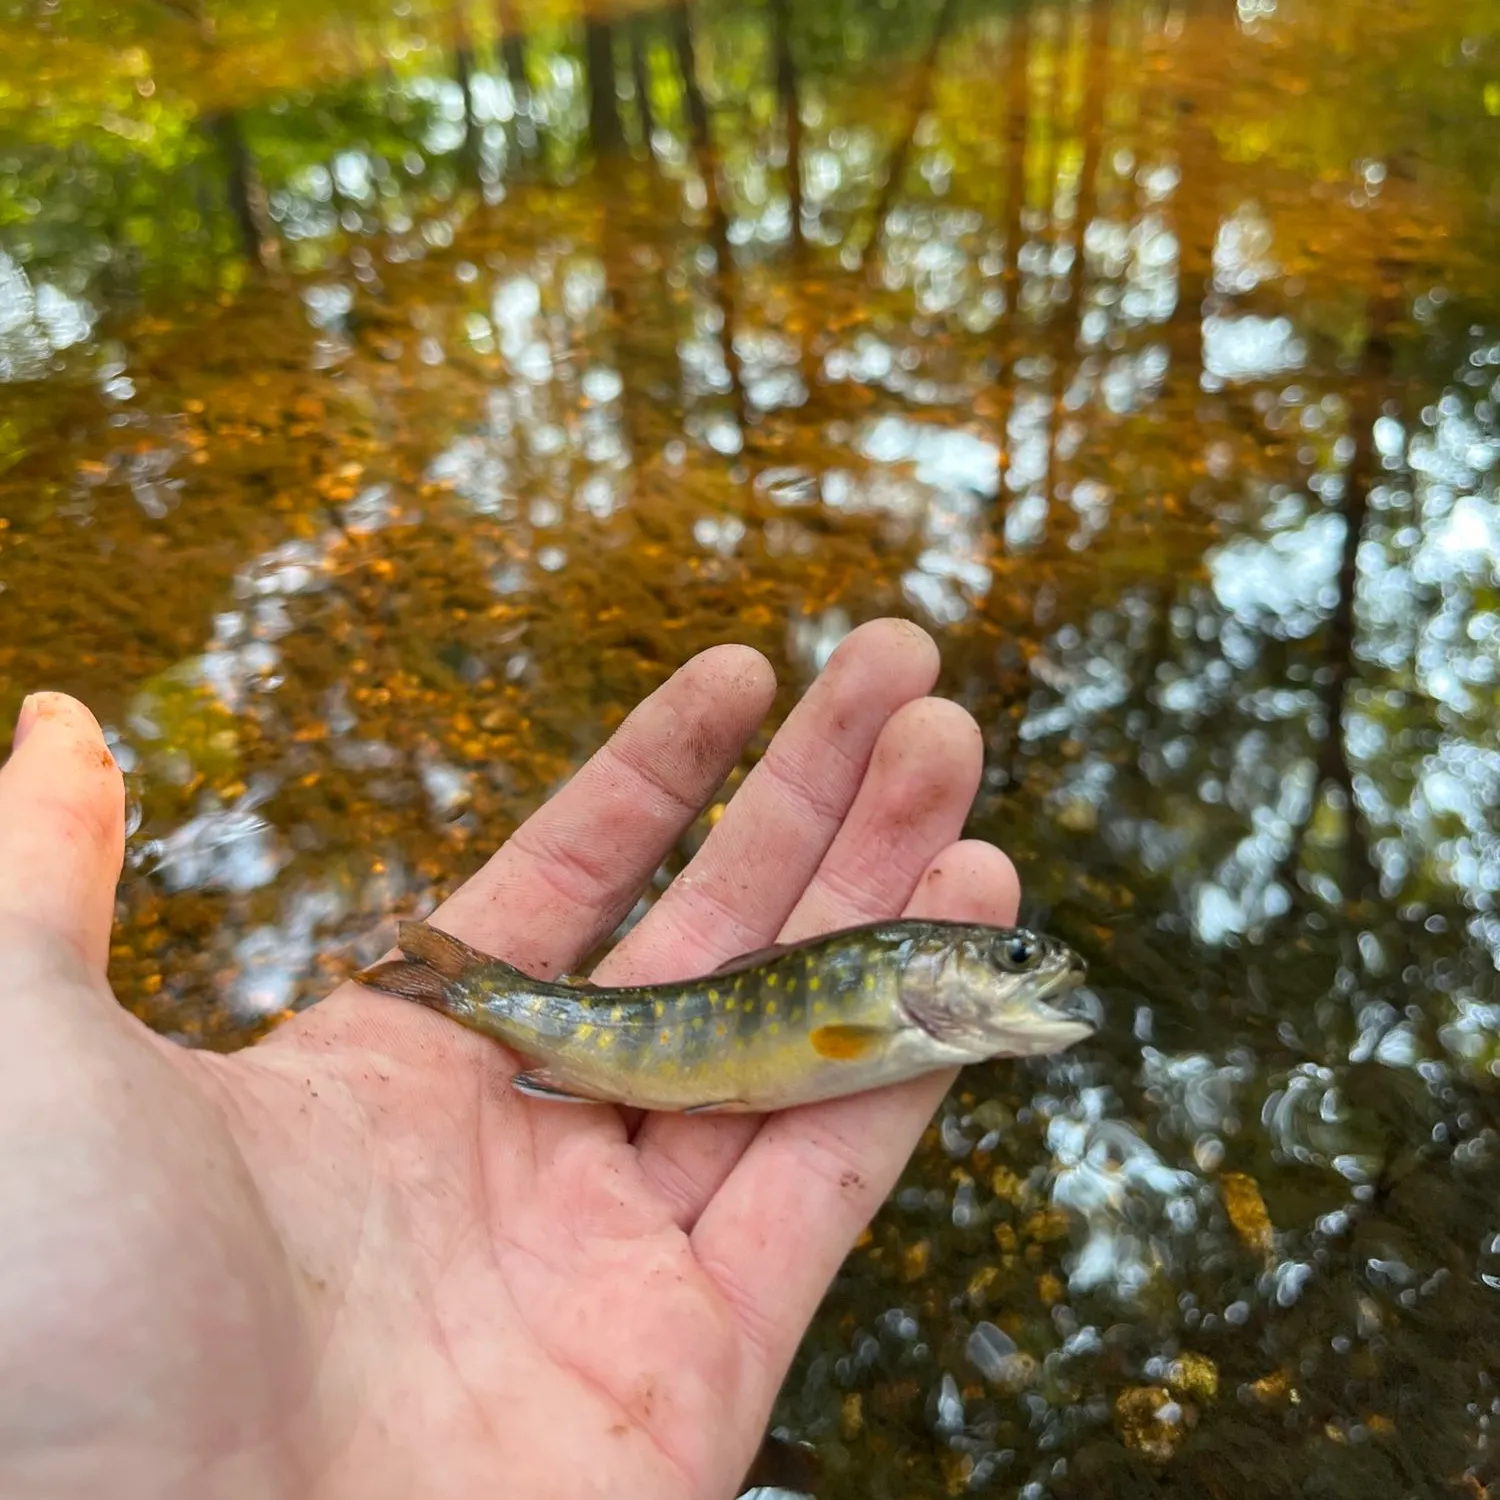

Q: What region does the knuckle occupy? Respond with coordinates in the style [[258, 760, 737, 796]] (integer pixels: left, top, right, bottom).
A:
[[759, 739, 857, 828]]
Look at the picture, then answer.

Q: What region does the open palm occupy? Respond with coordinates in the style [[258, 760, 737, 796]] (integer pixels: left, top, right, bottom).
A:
[[0, 619, 1020, 1500]]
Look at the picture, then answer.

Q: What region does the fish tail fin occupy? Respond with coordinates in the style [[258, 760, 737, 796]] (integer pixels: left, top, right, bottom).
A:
[[395, 919, 492, 979], [355, 957, 453, 1008], [354, 920, 499, 1010]]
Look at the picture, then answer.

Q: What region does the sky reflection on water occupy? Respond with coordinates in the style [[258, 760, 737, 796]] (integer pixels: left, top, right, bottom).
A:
[[2, 0, 1499, 1493]]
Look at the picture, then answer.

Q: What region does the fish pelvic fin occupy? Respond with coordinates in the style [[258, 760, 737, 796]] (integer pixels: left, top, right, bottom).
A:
[[512, 1069, 611, 1105], [355, 920, 510, 1011]]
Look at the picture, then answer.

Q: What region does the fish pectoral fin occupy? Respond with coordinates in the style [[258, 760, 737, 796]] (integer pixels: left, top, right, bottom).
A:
[[682, 1098, 750, 1115], [510, 1070, 609, 1105], [809, 1023, 889, 1061]]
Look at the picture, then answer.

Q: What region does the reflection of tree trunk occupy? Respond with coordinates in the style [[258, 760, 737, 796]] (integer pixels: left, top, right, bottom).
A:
[[496, 0, 534, 157], [857, 0, 958, 276], [586, 18, 626, 159], [593, 13, 668, 474], [1318, 326, 1390, 898], [1063, 0, 1110, 329], [497, 4, 529, 98], [669, 2, 745, 426], [1166, 98, 1215, 407], [206, 113, 280, 273], [769, 0, 804, 258], [1276, 310, 1394, 902], [769, 0, 818, 405], [1000, 6, 1033, 330], [1034, 9, 1068, 238], [995, 3, 1033, 498], [453, 8, 480, 178], [1319, 504, 1374, 892], [598, 190, 652, 466], [629, 16, 658, 157], [1036, 11, 1068, 513], [1043, 0, 1109, 510]]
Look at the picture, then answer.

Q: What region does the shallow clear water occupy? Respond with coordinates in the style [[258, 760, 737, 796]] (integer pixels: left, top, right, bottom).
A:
[[3, 0, 1499, 1492]]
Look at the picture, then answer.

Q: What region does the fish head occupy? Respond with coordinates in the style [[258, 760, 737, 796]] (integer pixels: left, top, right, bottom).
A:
[[895, 923, 1094, 1062]]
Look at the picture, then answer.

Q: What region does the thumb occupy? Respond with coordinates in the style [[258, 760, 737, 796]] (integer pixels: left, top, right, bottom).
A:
[[0, 693, 125, 979]]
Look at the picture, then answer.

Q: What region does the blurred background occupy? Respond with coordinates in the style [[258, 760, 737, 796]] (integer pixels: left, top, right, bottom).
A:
[[2, 0, 1499, 1493]]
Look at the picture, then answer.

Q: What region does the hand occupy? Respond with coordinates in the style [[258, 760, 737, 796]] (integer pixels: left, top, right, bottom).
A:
[[0, 618, 1020, 1500]]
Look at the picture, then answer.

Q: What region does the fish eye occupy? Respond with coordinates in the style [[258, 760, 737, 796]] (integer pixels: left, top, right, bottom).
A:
[[1000, 934, 1039, 971]]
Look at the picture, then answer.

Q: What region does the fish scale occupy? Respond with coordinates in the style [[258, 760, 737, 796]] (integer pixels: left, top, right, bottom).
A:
[[356, 916, 1092, 1113]]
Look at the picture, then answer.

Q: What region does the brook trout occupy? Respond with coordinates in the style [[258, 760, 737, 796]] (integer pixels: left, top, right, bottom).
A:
[[356, 918, 1093, 1113]]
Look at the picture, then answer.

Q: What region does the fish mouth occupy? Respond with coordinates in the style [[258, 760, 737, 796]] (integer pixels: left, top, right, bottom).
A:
[[902, 966, 1098, 1050], [1047, 977, 1098, 1029], [989, 956, 1095, 1045], [1008, 975, 1099, 1055]]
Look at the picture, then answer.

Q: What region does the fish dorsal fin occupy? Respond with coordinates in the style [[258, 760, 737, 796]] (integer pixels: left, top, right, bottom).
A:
[[701, 921, 907, 980], [706, 941, 799, 978]]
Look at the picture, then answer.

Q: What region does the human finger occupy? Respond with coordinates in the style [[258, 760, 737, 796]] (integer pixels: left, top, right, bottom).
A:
[[307, 644, 776, 1009], [689, 840, 1020, 1403], [630, 697, 983, 1227], [0, 693, 125, 981], [595, 618, 939, 985]]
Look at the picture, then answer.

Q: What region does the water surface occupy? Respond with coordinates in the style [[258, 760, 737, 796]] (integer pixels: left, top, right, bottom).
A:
[[3, 0, 1499, 1493]]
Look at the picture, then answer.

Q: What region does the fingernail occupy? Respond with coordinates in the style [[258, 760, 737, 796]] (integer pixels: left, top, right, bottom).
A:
[[13, 694, 40, 749]]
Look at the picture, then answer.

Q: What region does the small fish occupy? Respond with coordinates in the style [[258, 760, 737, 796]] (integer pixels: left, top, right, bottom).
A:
[[356, 917, 1094, 1113]]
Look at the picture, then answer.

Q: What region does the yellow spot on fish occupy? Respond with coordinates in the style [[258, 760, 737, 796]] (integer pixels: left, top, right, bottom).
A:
[[715, 1023, 727, 1038], [659, 1029, 672, 1045], [864, 974, 876, 990], [611, 1005, 624, 1022], [809, 977, 821, 991], [725, 997, 736, 1012], [768, 1022, 780, 1036], [786, 978, 797, 994], [813, 1000, 826, 1015], [766, 1000, 778, 1017], [597, 1033, 614, 1051], [767, 973, 778, 987], [654, 1000, 666, 1018], [575, 1023, 594, 1042], [692, 1016, 704, 1030], [708, 988, 719, 1003]]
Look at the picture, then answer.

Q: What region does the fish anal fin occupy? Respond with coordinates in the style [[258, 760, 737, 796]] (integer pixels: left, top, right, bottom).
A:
[[809, 1023, 887, 1061], [682, 1098, 750, 1115], [511, 1070, 609, 1106]]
